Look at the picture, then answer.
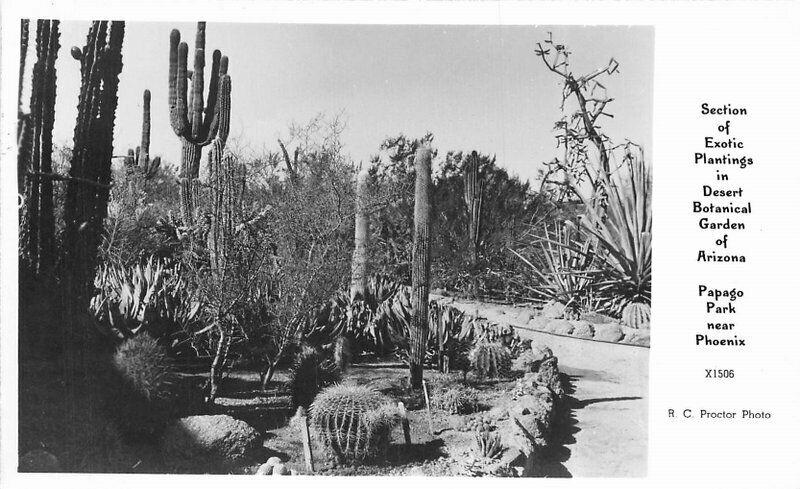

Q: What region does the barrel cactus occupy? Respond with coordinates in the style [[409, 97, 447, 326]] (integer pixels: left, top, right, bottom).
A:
[[622, 302, 651, 329], [309, 383, 400, 464], [469, 341, 511, 378]]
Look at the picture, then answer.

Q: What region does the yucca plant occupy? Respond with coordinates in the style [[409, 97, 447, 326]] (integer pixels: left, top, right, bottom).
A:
[[576, 145, 652, 313]]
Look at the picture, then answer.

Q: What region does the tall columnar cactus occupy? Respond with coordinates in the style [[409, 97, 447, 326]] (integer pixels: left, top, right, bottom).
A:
[[125, 89, 162, 179], [350, 165, 371, 299], [62, 21, 125, 314], [409, 146, 433, 389], [19, 19, 60, 275], [206, 74, 233, 273], [17, 19, 30, 161], [462, 150, 485, 265], [168, 22, 230, 226]]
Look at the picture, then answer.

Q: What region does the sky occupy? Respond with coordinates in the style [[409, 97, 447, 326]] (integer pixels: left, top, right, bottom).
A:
[[38, 22, 653, 183]]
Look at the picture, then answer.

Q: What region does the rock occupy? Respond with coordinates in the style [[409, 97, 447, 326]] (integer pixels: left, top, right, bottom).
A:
[[624, 329, 651, 346], [255, 463, 273, 475], [511, 309, 533, 325], [547, 319, 574, 335], [581, 311, 615, 324], [162, 414, 262, 472], [527, 316, 549, 331], [271, 463, 290, 475], [540, 300, 566, 319], [593, 323, 624, 342], [265, 456, 282, 466], [19, 449, 60, 472], [570, 320, 594, 339], [512, 344, 553, 373], [526, 357, 564, 396]]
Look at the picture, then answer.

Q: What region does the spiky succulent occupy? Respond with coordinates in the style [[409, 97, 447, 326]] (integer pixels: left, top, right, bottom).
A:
[[469, 341, 511, 379], [430, 383, 480, 415], [309, 383, 400, 464], [622, 301, 650, 329], [290, 345, 341, 409]]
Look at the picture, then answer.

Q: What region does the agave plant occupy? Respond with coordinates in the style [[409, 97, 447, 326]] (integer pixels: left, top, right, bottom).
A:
[[90, 256, 202, 342], [303, 274, 407, 354], [509, 222, 599, 318], [576, 145, 652, 313]]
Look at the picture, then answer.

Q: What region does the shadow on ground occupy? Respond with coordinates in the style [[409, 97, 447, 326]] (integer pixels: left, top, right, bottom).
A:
[[532, 373, 580, 477]]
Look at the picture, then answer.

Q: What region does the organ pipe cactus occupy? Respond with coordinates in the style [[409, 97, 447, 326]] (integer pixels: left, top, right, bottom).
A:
[[462, 150, 485, 264], [409, 146, 433, 389], [350, 165, 371, 299], [168, 22, 230, 225], [62, 21, 125, 313], [125, 89, 161, 179], [19, 20, 60, 276]]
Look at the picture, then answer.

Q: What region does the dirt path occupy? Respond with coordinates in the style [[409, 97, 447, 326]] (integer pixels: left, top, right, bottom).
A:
[[518, 328, 649, 478]]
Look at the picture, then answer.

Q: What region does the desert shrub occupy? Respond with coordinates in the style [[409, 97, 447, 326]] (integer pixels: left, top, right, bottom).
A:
[[622, 301, 651, 329], [469, 341, 511, 379], [430, 383, 480, 415], [309, 382, 400, 464], [111, 334, 176, 439], [290, 345, 341, 409]]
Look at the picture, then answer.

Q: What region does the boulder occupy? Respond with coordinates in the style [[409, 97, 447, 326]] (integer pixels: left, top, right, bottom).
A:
[[527, 316, 550, 331], [570, 320, 594, 339], [512, 343, 553, 373], [255, 456, 284, 475], [511, 309, 533, 325], [547, 319, 574, 335], [162, 414, 262, 472], [593, 323, 624, 342], [540, 300, 566, 319], [624, 329, 651, 346], [580, 311, 615, 324]]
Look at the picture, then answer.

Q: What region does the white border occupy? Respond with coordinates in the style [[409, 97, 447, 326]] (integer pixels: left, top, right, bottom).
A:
[[2, 2, 799, 489]]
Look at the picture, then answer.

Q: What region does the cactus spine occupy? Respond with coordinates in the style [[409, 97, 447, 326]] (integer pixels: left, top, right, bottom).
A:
[[409, 146, 432, 389], [168, 22, 230, 226], [350, 165, 371, 299], [62, 21, 125, 313], [125, 90, 161, 179], [19, 20, 59, 275], [463, 150, 484, 265]]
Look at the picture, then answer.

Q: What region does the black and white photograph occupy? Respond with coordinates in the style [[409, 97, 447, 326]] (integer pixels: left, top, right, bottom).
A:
[[2, 2, 799, 488], [12, 20, 652, 477]]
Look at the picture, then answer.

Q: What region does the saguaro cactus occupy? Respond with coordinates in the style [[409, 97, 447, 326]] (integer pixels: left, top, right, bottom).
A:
[[168, 22, 230, 226], [204, 73, 234, 401], [462, 151, 484, 265], [125, 89, 161, 179], [409, 146, 433, 389], [350, 165, 371, 299], [62, 21, 125, 311], [19, 19, 60, 275]]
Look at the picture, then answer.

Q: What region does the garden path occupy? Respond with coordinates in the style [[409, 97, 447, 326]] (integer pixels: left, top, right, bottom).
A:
[[517, 328, 649, 477]]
